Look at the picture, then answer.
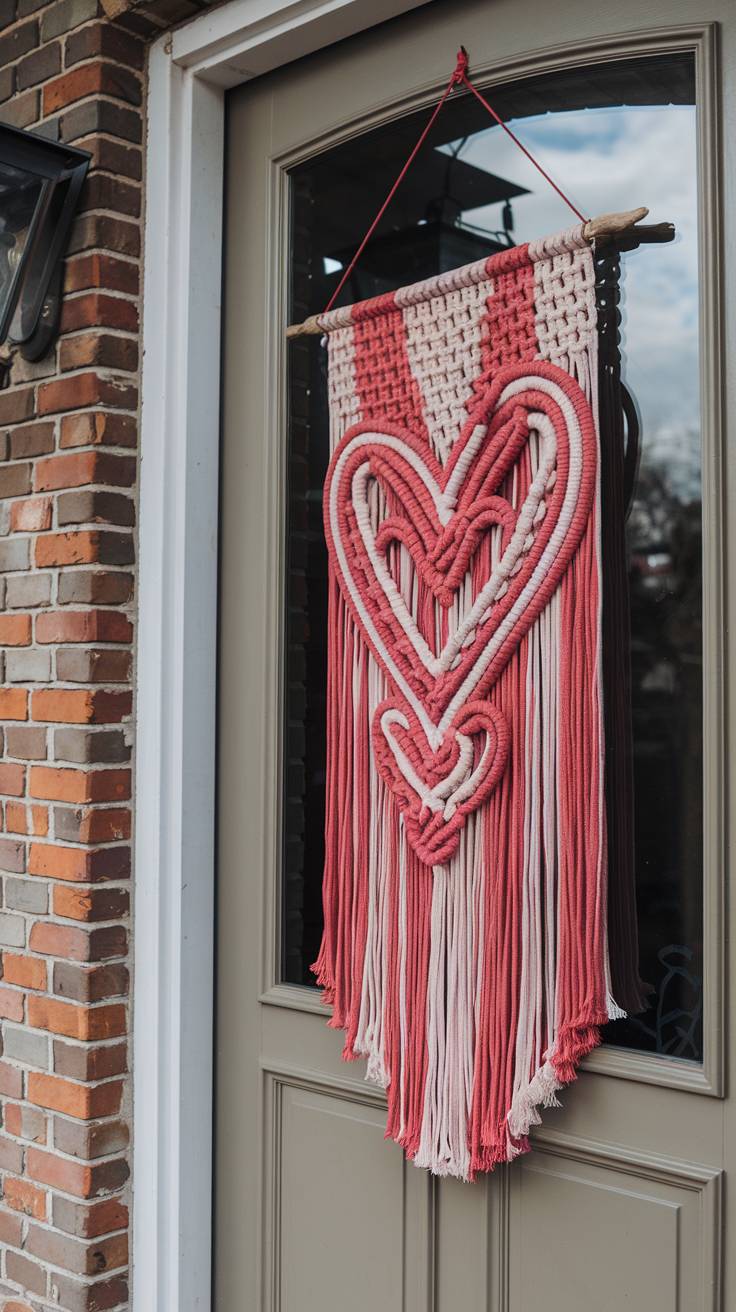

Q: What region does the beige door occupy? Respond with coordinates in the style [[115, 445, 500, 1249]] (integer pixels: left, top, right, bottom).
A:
[[217, 1, 734, 1307]]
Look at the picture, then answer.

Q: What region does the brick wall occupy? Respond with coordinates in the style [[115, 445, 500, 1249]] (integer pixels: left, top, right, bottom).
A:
[[0, 1, 214, 1307]]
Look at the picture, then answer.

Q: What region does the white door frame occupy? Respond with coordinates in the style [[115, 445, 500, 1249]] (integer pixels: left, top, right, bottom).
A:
[[134, 2, 429, 1308]]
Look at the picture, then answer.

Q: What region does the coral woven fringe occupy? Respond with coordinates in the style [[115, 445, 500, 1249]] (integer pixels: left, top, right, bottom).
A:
[[313, 225, 643, 1179]]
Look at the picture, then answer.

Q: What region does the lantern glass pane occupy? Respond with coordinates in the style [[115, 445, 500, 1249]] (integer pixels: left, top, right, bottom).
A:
[[0, 160, 43, 333]]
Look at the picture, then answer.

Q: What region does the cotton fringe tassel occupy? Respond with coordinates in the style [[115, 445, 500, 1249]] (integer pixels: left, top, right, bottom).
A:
[[314, 330, 616, 1181]]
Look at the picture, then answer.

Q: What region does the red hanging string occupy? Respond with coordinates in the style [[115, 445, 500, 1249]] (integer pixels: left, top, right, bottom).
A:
[[323, 47, 587, 316]]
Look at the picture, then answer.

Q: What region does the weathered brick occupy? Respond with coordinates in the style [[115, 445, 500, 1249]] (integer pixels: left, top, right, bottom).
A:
[[4, 880, 49, 915], [10, 496, 53, 532], [57, 489, 136, 528], [5, 726, 48, 760], [46, 1270, 128, 1311], [0, 18, 38, 67], [57, 570, 134, 605], [16, 38, 61, 90], [0, 87, 39, 129], [4, 1175, 47, 1220], [5, 572, 52, 608], [0, 980, 25, 1015], [40, 0, 98, 40], [60, 86, 141, 138], [36, 609, 133, 642], [0, 537, 31, 572], [38, 372, 138, 417], [60, 331, 138, 374], [0, 386, 35, 425], [4, 801, 47, 837], [35, 450, 136, 491], [32, 689, 132, 724], [53, 1194, 128, 1240], [53, 730, 130, 767], [5, 649, 52, 683], [27, 1145, 128, 1198], [29, 995, 124, 1041], [29, 922, 127, 962], [65, 20, 145, 70], [2, 949, 47, 986], [0, 691, 28, 723], [3, 1101, 46, 1143], [59, 411, 136, 450], [54, 885, 129, 923], [8, 421, 55, 460], [60, 292, 138, 335], [0, 761, 27, 792], [64, 250, 139, 295], [66, 211, 141, 258], [35, 530, 135, 568], [53, 1038, 126, 1082], [2, 1024, 50, 1069], [0, 460, 32, 496], [28, 1071, 123, 1119], [0, 1062, 24, 1099], [5, 1250, 47, 1298], [29, 840, 130, 881], [0, 839, 26, 874], [44, 60, 142, 114], [55, 649, 132, 684], [0, 614, 31, 645], [0, 914, 26, 948], [52, 1116, 129, 1162], [53, 961, 128, 1003]]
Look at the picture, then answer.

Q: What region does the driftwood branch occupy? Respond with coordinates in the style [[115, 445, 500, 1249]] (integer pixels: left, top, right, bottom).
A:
[[286, 207, 675, 338]]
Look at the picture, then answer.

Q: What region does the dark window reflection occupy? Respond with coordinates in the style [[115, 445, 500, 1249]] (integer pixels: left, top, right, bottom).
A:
[[281, 55, 703, 1064]]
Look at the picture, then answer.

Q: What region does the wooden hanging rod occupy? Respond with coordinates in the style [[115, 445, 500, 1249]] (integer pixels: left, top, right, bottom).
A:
[[285, 207, 674, 338]]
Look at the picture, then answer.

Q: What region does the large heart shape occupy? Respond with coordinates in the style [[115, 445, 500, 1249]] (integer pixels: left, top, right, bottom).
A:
[[324, 360, 597, 862]]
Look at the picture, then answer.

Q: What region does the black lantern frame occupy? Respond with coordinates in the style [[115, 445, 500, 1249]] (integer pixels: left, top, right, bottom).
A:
[[0, 123, 90, 363]]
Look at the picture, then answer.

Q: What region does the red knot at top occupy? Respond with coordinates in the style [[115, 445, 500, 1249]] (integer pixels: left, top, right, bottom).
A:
[[452, 47, 469, 84]]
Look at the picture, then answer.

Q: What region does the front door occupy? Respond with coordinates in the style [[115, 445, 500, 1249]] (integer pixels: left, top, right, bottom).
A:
[[217, 1, 733, 1307]]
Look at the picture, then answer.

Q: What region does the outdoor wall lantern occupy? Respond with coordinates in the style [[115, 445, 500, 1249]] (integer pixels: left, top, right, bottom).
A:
[[0, 123, 90, 374]]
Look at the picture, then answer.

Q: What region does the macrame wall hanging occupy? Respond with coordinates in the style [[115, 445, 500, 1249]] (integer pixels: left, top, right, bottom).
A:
[[288, 50, 672, 1180]]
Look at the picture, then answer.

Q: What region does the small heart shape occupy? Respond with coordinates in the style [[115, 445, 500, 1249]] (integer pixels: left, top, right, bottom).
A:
[[372, 698, 510, 866]]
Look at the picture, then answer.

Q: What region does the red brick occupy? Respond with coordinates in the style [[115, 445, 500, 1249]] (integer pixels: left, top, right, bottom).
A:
[[9, 497, 52, 532], [34, 450, 136, 491], [0, 690, 28, 723], [0, 1209, 24, 1248], [0, 763, 26, 795], [32, 689, 132, 724], [35, 530, 134, 568], [60, 291, 138, 335], [2, 953, 46, 990], [29, 841, 130, 881], [65, 21, 145, 71], [37, 372, 137, 416], [27, 1146, 128, 1199], [36, 609, 133, 643], [0, 1063, 24, 1099], [5, 802, 48, 837], [0, 614, 31, 646], [29, 922, 127, 963], [54, 885, 129, 923], [55, 807, 131, 844], [60, 410, 136, 449], [64, 251, 139, 297], [54, 1040, 127, 1082], [3, 1102, 46, 1143], [28, 1072, 123, 1120], [60, 331, 138, 374], [43, 62, 142, 114], [28, 996, 126, 1040], [0, 985, 24, 1021], [4, 1176, 47, 1220], [56, 649, 132, 684]]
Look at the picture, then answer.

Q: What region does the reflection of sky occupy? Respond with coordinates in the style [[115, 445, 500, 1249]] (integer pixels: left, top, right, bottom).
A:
[[441, 105, 700, 501]]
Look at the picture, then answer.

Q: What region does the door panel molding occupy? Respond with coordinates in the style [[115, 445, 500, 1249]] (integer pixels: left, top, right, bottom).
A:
[[260, 19, 725, 1098]]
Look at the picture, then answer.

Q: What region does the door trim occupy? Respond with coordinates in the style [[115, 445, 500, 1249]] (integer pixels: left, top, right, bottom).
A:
[[136, 6, 725, 1309], [135, 5, 433, 1310]]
